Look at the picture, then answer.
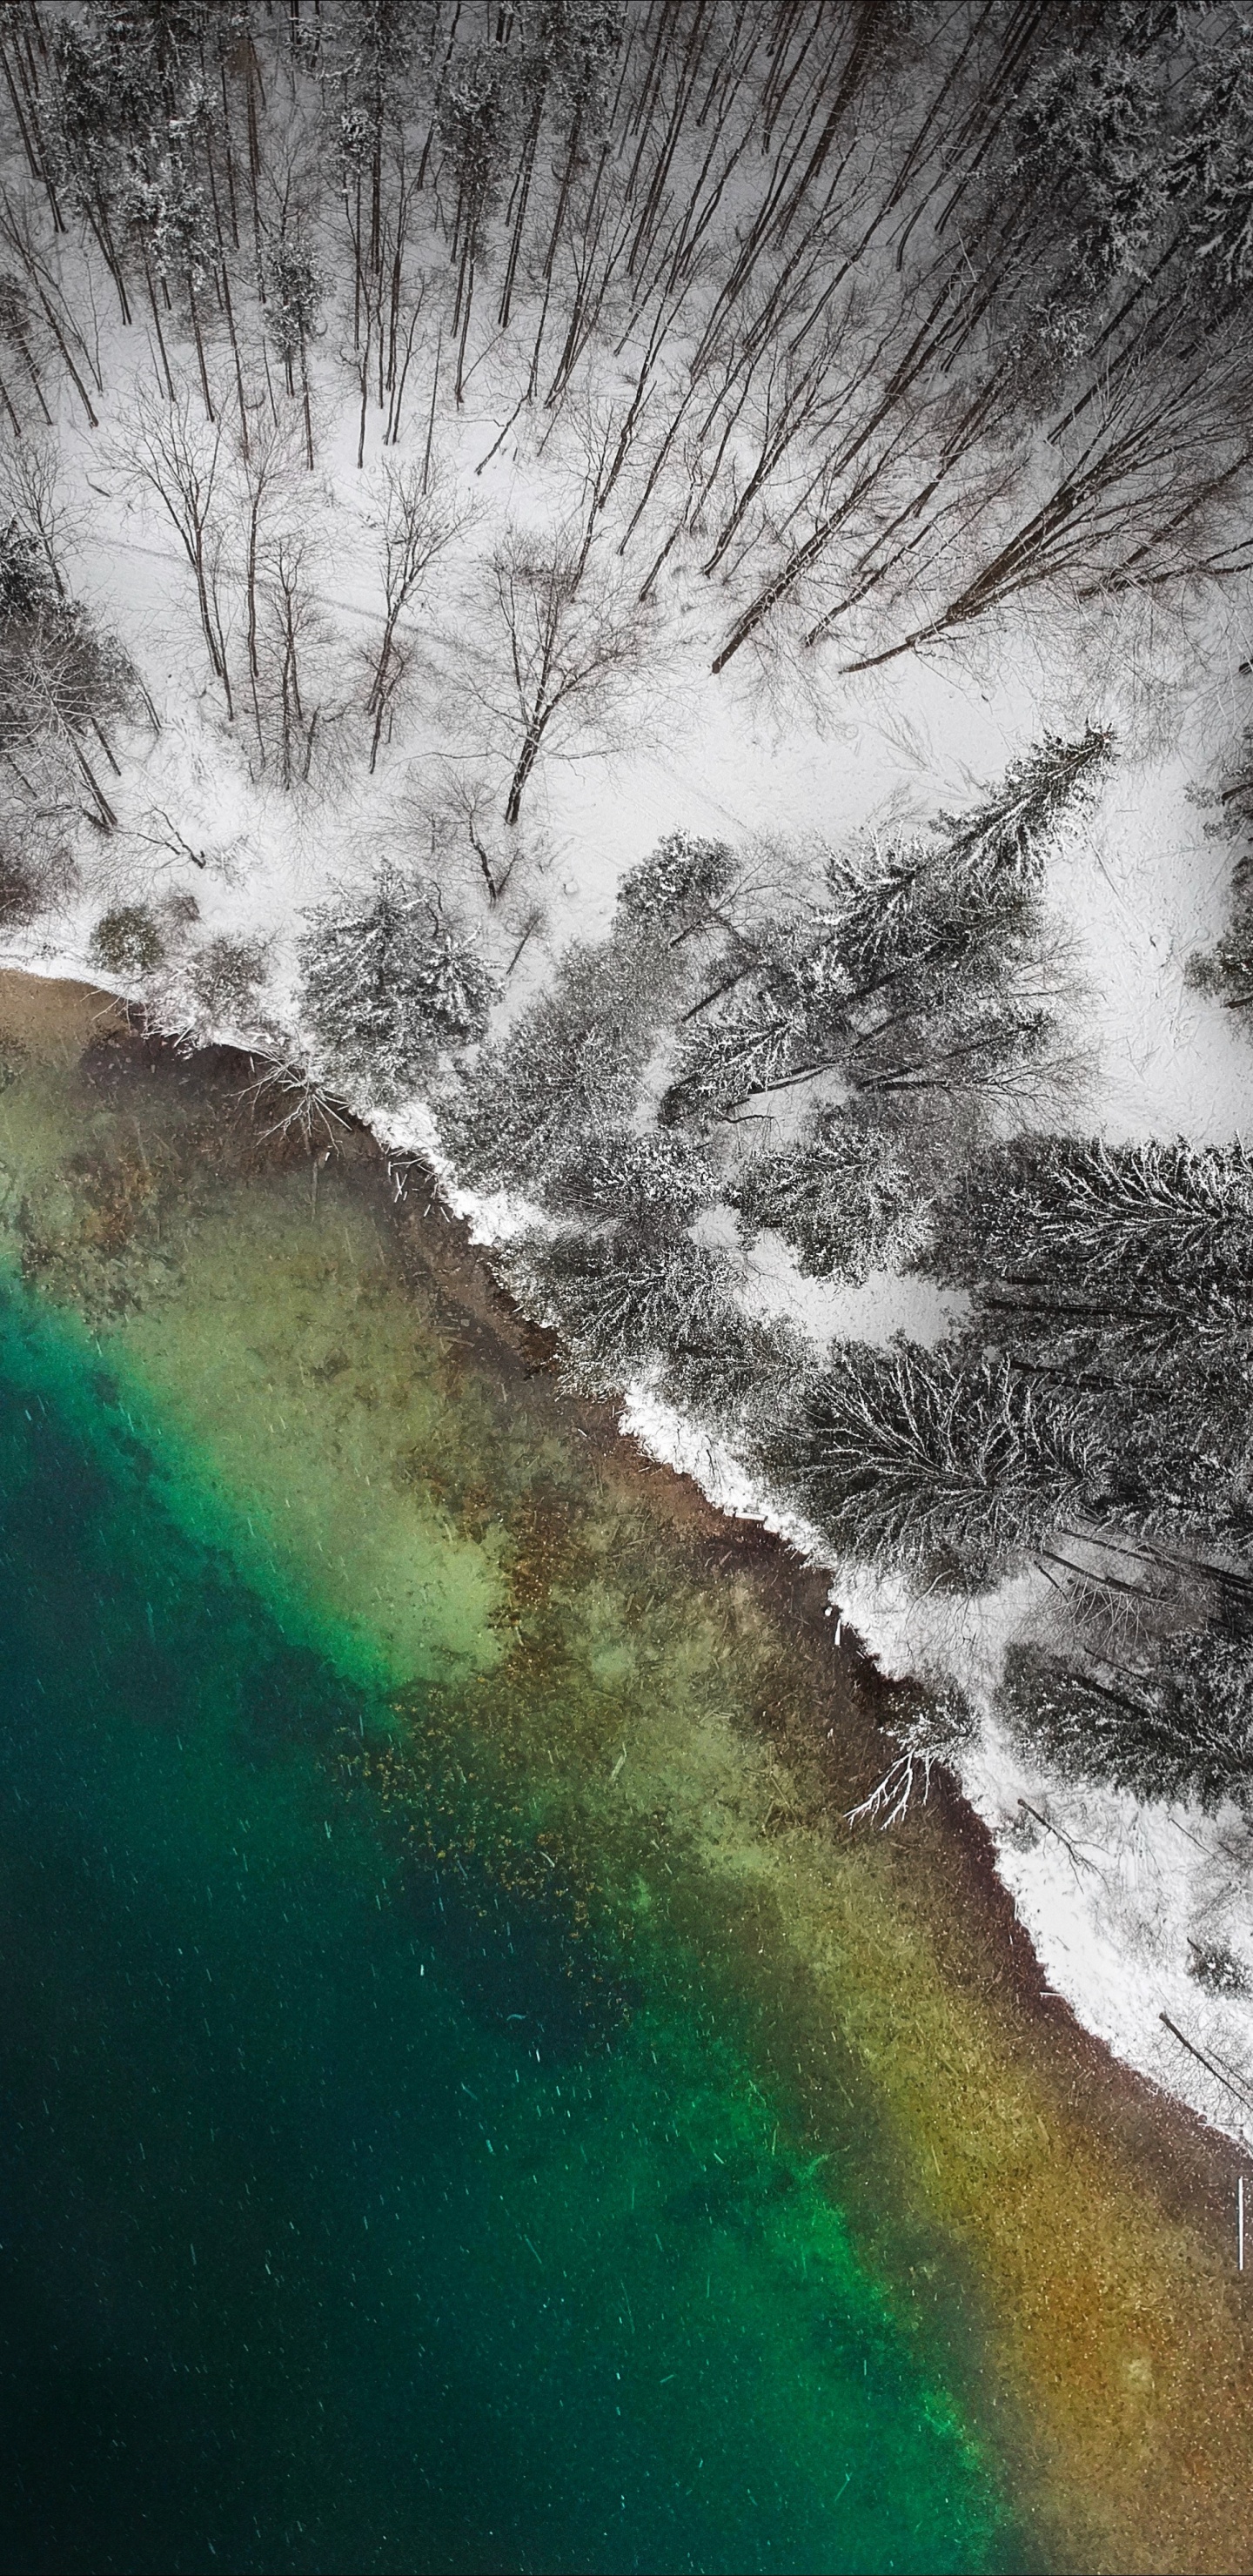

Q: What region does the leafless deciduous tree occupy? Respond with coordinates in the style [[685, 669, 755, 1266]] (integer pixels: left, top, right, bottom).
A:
[[364, 460, 462, 772], [114, 383, 233, 715], [257, 529, 343, 791], [477, 532, 653, 826]]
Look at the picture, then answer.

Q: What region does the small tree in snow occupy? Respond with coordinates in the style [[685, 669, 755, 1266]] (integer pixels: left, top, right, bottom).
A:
[[476, 532, 653, 825], [734, 1111, 928, 1284], [299, 870, 495, 1102], [364, 462, 462, 772], [265, 237, 324, 470], [0, 515, 138, 829]]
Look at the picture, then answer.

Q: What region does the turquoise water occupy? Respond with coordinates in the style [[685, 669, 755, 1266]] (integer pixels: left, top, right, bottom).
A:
[[0, 1278, 1004, 2575]]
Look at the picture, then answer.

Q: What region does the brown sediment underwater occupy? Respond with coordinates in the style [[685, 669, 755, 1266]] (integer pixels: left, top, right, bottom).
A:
[[0, 969, 1250, 2575]]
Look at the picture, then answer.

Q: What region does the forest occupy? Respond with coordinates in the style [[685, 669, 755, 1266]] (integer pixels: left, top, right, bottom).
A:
[[3, 0, 1253, 1841]]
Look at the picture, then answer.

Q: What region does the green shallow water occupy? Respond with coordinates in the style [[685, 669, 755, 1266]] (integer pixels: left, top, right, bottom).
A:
[[1, 984, 1251, 2576], [0, 1282, 1001, 2576]]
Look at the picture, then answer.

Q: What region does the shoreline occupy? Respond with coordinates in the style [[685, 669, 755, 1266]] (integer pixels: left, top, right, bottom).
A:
[[4, 954, 1248, 2204], [6, 965, 1253, 2567]]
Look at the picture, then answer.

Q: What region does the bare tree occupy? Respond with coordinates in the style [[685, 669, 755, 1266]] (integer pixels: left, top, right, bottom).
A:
[[257, 528, 344, 792], [476, 531, 653, 826], [363, 460, 461, 772], [113, 383, 234, 715]]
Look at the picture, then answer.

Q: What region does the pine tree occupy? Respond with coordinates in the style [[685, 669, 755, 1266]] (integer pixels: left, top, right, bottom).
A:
[[1002, 1631, 1253, 1810], [662, 729, 1102, 1130], [444, 929, 685, 1192], [768, 1340, 1095, 1589], [299, 873, 494, 1102], [926, 1135, 1253, 1376], [614, 831, 735, 937], [936, 725, 1116, 887], [733, 1110, 927, 1285], [501, 1222, 737, 1395], [546, 1124, 713, 1235]]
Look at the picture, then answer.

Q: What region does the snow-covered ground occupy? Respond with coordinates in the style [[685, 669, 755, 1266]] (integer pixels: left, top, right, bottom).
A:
[[13, 305, 1253, 2154]]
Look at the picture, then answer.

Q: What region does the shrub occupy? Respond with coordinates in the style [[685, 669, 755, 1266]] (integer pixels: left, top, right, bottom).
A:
[[90, 903, 164, 976], [188, 934, 269, 1025], [0, 838, 45, 929]]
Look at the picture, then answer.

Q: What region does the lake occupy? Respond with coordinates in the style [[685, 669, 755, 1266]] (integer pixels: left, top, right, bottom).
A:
[[0, 974, 1246, 2575]]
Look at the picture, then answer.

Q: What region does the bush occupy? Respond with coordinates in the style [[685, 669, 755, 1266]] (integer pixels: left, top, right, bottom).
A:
[[0, 838, 45, 929], [1188, 1940, 1250, 1997], [187, 934, 269, 1025], [90, 903, 164, 976]]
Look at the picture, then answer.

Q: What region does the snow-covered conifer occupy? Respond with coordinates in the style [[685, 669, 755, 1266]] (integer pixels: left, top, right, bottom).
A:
[[299, 872, 494, 1103], [733, 1110, 927, 1284], [769, 1341, 1095, 1588], [1002, 1631, 1253, 1809], [546, 1124, 714, 1235], [445, 932, 683, 1192], [926, 1135, 1253, 1372], [615, 832, 735, 936], [664, 733, 1096, 1132], [936, 726, 1115, 887], [501, 1222, 737, 1396]]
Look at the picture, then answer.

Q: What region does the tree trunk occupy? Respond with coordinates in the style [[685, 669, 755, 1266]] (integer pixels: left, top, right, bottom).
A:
[[505, 715, 547, 826], [298, 328, 313, 467]]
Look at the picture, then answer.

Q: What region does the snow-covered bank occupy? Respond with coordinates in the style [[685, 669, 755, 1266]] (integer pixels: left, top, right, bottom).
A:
[[619, 1381, 1253, 2157], [308, 1022, 1253, 2157], [11, 705, 1253, 2167]]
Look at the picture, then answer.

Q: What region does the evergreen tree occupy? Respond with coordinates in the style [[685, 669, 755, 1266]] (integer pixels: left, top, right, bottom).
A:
[[444, 929, 685, 1192], [0, 517, 138, 829], [502, 1221, 737, 1394], [1002, 1631, 1253, 1810], [615, 831, 736, 938], [299, 873, 494, 1102], [733, 1110, 926, 1285], [925, 1134, 1253, 1377], [662, 732, 1102, 1128], [768, 1340, 1095, 1589], [546, 1124, 713, 1234], [935, 725, 1115, 887]]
